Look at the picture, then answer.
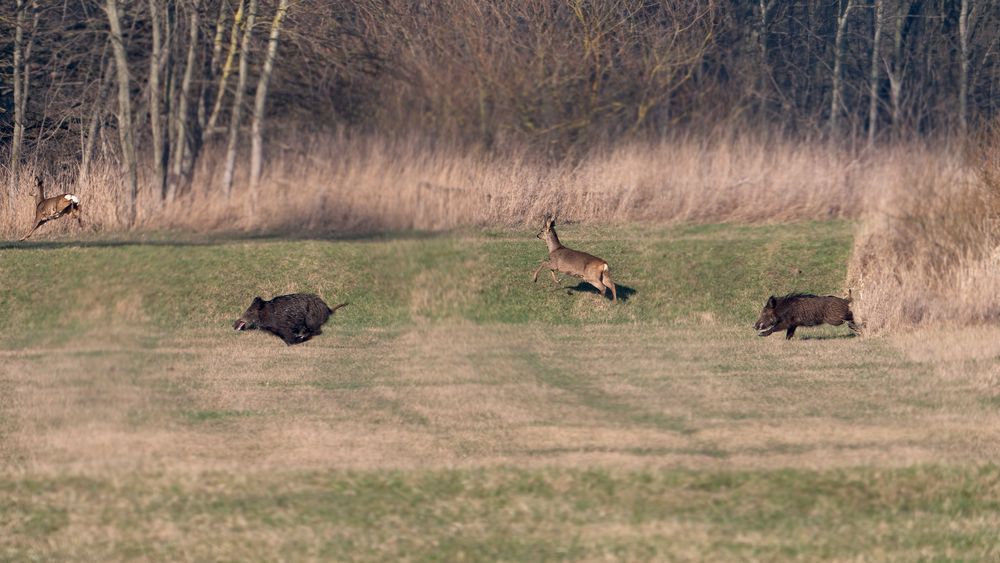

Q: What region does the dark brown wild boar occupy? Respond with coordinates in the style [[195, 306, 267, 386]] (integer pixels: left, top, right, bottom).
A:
[[233, 293, 348, 345], [753, 292, 860, 340]]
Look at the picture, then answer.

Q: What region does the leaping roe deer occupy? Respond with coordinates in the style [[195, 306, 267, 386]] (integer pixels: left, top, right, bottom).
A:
[[532, 216, 617, 302], [19, 176, 82, 241]]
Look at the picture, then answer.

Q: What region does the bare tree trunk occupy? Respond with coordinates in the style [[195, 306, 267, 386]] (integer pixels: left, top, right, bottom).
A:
[[221, 0, 258, 197], [148, 0, 167, 200], [754, 0, 776, 112], [958, 0, 971, 136], [867, 0, 883, 147], [80, 52, 112, 183], [106, 0, 138, 226], [888, 0, 904, 139], [8, 0, 38, 207], [207, 0, 245, 136], [199, 0, 229, 130], [164, 3, 176, 168], [248, 0, 289, 215], [170, 0, 201, 202], [830, 0, 856, 138], [9, 0, 31, 203]]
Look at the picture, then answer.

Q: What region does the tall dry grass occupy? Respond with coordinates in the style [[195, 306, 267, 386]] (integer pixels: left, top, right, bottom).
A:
[[848, 130, 1000, 333], [0, 132, 935, 239]]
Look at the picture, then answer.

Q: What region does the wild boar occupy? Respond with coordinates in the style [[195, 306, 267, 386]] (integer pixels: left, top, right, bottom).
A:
[[754, 292, 859, 340], [233, 293, 348, 345]]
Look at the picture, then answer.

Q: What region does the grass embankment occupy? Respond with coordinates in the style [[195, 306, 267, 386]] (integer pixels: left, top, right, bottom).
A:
[[3, 221, 999, 560], [0, 221, 851, 334]]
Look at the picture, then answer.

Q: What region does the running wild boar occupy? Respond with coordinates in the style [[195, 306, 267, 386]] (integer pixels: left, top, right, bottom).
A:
[[233, 293, 348, 345], [754, 292, 860, 340]]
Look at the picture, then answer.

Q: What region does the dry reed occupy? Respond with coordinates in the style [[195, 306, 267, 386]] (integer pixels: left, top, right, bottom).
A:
[[1, 132, 925, 238], [848, 130, 1000, 333]]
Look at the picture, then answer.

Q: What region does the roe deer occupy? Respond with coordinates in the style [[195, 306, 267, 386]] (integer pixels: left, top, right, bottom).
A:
[[234, 293, 348, 345], [754, 290, 860, 340], [19, 176, 83, 241], [532, 216, 617, 301]]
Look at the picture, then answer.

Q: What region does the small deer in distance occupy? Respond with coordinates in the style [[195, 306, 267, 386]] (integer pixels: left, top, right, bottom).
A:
[[19, 176, 82, 241], [533, 216, 617, 302]]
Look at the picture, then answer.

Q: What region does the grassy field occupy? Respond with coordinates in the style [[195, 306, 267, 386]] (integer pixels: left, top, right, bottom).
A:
[[2, 221, 1000, 560]]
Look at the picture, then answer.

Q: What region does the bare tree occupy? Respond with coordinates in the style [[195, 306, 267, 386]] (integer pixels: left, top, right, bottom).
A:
[[106, 0, 138, 225], [221, 0, 258, 196], [830, 0, 856, 138], [753, 0, 777, 110], [148, 0, 167, 199], [206, 0, 245, 135], [886, 0, 911, 140], [868, 0, 884, 147], [169, 0, 201, 202], [9, 0, 36, 203], [198, 1, 229, 129], [80, 49, 113, 183], [248, 0, 290, 214], [958, 0, 974, 136]]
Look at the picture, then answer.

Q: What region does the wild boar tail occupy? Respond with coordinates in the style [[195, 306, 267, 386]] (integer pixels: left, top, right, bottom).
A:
[[329, 302, 349, 314]]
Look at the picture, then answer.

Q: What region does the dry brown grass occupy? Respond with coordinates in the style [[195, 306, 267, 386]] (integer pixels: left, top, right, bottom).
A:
[[4, 323, 1000, 477], [0, 132, 947, 239], [848, 129, 1000, 333]]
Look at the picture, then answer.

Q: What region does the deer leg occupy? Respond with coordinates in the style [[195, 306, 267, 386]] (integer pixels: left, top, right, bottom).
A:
[[588, 278, 607, 298], [532, 261, 551, 283], [602, 271, 617, 302], [549, 269, 559, 285], [72, 206, 83, 228], [19, 221, 43, 241]]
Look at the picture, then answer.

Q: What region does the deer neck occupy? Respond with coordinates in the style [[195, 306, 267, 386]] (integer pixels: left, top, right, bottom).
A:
[[35, 184, 45, 205], [544, 231, 564, 254]]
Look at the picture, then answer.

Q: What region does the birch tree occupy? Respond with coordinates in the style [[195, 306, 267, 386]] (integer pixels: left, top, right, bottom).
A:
[[106, 0, 138, 225], [207, 0, 245, 135], [221, 0, 258, 196], [248, 0, 290, 214]]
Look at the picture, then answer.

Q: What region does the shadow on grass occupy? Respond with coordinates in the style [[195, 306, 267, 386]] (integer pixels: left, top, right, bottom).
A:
[[563, 281, 637, 302], [798, 331, 858, 341]]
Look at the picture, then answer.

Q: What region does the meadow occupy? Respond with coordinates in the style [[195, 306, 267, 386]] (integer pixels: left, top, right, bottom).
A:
[[3, 221, 1000, 560]]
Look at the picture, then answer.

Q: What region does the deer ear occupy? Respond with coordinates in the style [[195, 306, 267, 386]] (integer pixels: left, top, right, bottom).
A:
[[766, 296, 777, 308]]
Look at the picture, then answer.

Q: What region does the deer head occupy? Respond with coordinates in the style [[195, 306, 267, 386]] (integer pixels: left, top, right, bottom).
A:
[[32, 176, 45, 204]]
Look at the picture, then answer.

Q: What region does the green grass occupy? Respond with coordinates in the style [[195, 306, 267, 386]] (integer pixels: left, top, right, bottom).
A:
[[0, 220, 853, 336], [2, 467, 998, 560], [3, 221, 1000, 560]]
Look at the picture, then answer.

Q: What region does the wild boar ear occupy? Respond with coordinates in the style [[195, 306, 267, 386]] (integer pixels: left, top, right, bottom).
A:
[[766, 296, 777, 308], [252, 296, 263, 305]]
